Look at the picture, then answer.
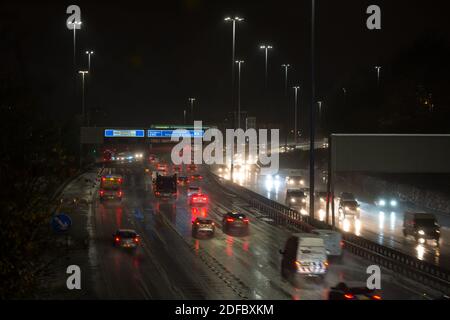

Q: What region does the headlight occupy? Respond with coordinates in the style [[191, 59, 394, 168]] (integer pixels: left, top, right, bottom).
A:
[[289, 180, 294, 185], [357, 207, 360, 211], [390, 200, 397, 207], [302, 198, 306, 203], [218, 168, 223, 173], [300, 209, 308, 216], [291, 198, 296, 203], [320, 197, 325, 203], [379, 199, 386, 206], [345, 206, 349, 211], [418, 230, 425, 235], [300, 180, 305, 185]]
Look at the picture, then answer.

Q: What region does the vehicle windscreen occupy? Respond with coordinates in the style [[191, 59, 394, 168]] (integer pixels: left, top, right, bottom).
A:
[[117, 231, 136, 238], [288, 191, 305, 197]]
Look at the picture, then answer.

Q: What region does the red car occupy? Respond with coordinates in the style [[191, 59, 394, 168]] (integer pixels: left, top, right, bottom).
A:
[[189, 193, 208, 206]]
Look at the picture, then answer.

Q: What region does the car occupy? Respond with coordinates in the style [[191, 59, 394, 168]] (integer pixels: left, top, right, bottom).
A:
[[222, 212, 249, 233], [187, 186, 201, 197], [279, 233, 328, 281], [403, 212, 440, 245], [99, 188, 123, 202], [112, 229, 140, 249], [375, 197, 398, 207], [285, 189, 308, 215], [328, 282, 382, 300], [189, 193, 208, 206], [190, 173, 203, 181], [285, 176, 305, 186], [338, 199, 360, 220], [192, 217, 215, 238], [177, 176, 190, 185]]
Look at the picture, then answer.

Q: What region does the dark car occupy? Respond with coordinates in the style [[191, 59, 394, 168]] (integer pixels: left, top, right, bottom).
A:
[[403, 212, 440, 245], [286, 189, 308, 215], [338, 200, 360, 220], [190, 173, 203, 181], [177, 175, 190, 185], [112, 229, 140, 249], [222, 212, 249, 234], [328, 282, 382, 300], [192, 217, 215, 238]]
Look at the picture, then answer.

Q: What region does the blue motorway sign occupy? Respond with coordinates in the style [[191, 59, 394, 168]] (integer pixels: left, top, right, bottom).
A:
[[147, 129, 204, 138], [51, 213, 72, 232], [104, 129, 145, 138]]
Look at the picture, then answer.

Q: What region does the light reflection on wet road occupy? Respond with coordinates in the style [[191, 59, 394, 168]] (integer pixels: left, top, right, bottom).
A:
[[82, 160, 432, 299]]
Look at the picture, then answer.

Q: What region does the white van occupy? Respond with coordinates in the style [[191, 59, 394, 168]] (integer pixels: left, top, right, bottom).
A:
[[280, 233, 328, 280], [312, 229, 343, 261]]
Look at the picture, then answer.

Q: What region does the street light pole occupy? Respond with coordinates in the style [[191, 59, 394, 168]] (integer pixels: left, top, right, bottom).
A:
[[188, 98, 196, 122], [85, 50, 94, 72], [78, 71, 89, 125], [309, 0, 316, 220], [260, 45, 273, 88], [281, 64, 290, 96], [236, 60, 244, 129], [375, 66, 381, 87], [70, 21, 82, 69], [225, 16, 244, 123], [318, 101, 323, 125], [293, 86, 300, 144]]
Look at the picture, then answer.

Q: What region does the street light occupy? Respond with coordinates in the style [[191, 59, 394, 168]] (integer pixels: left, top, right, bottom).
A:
[[85, 50, 94, 72], [224, 16, 244, 119], [281, 64, 291, 96], [293, 86, 300, 144], [69, 21, 82, 68], [78, 70, 89, 125], [260, 45, 273, 88], [317, 100, 323, 134], [235, 60, 244, 129], [188, 98, 196, 122], [375, 66, 381, 86]]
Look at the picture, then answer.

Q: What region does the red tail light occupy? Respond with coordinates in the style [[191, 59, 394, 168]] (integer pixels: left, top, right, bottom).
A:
[[226, 218, 234, 222], [133, 237, 139, 243], [372, 295, 382, 300], [199, 176, 203, 179], [115, 237, 120, 242], [118, 178, 122, 184], [100, 190, 105, 196], [193, 197, 198, 201], [344, 294, 354, 300], [243, 218, 249, 223], [117, 191, 122, 197], [340, 241, 345, 248], [155, 191, 161, 196], [102, 177, 106, 182]]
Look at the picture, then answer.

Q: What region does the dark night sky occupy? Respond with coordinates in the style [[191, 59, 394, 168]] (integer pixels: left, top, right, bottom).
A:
[[2, 0, 450, 126]]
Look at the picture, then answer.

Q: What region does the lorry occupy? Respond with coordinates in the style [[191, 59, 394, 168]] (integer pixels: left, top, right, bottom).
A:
[[154, 173, 177, 199]]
